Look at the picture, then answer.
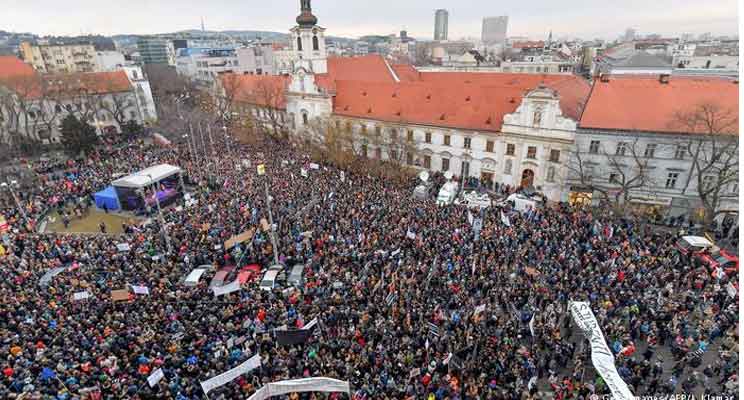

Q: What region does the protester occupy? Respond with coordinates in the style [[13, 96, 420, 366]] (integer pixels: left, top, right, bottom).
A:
[[0, 131, 738, 399]]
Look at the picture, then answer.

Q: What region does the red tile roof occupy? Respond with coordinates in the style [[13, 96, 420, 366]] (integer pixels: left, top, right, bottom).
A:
[[228, 55, 591, 131], [579, 75, 739, 134], [0, 56, 36, 78], [333, 73, 590, 132]]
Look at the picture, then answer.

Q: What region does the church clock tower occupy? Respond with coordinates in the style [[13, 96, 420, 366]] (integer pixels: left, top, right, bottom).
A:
[[290, 0, 327, 74]]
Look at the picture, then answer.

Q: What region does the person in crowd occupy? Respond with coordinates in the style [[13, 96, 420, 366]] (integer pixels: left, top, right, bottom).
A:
[[0, 131, 737, 399]]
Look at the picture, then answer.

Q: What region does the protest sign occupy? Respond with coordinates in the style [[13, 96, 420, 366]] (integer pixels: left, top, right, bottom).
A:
[[200, 354, 261, 394], [147, 368, 164, 387], [111, 289, 130, 302], [131, 285, 150, 295], [73, 291, 90, 301], [224, 228, 256, 250]]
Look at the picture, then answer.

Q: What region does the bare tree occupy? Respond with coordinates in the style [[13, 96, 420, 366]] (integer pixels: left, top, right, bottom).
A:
[[568, 137, 656, 213], [672, 101, 739, 225], [0, 74, 42, 149], [251, 78, 287, 138]]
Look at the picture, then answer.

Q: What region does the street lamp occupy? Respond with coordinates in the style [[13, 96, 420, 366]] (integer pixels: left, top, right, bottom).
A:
[[257, 164, 280, 266], [1, 180, 29, 227], [222, 125, 232, 155], [142, 174, 172, 255]]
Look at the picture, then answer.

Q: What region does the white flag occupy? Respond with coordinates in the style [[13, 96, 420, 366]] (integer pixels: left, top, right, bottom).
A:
[[500, 212, 511, 227], [529, 314, 536, 337]]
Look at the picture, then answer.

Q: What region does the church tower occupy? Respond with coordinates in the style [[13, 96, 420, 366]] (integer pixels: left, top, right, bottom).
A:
[[290, 0, 327, 74]]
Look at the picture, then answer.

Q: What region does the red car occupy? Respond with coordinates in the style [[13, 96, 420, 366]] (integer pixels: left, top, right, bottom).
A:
[[209, 265, 236, 288], [237, 264, 262, 284], [697, 249, 739, 277]]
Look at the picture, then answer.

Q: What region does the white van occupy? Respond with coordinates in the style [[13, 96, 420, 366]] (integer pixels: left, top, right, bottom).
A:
[[259, 265, 284, 291], [436, 182, 460, 206]]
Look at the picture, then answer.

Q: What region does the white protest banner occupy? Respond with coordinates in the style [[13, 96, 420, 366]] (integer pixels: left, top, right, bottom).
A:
[[726, 282, 737, 298], [569, 301, 634, 400], [474, 304, 486, 315], [247, 377, 350, 400], [200, 353, 261, 394], [300, 168, 308, 177], [302, 317, 319, 331], [147, 368, 164, 387], [212, 279, 241, 297], [73, 291, 90, 301], [131, 285, 150, 295], [406, 229, 416, 240], [116, 243, 131, 252], [339, 171, 345, 182], [500, 212, 511, 227], [39, 266, 67, 287], [309, 163, 320, 170]]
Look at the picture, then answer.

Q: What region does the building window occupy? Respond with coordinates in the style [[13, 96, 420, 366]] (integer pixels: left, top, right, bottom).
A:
[[549, 149, 560, 163], [609, 173, 620, 184], [731, 182, 738, 194], [644, 143, 656, 158], [375, 148, 382, 159], [443, 134, 450, 146], [361, 124, 367, 134], [297, 37, 303, 51], [486, 140, 494, 152], [312, 35, 319, 51], [406, 152, 413, 165], [616, 142, 628, 156], [129, 111, 136, 119], [361, 144, 368, 158], [423, 155, 431, 169], [546, 166, 556, 182], [390, 149, 398, 161], [345, 121, 352, 131], [527, 146, 537, 159], [302, 113, 308, 125], [425, 131, 431, 143], [665, 172, 679, 189], [335, 120, 341, 130], [407, 129, 414, 142], [463, 137, 471, 149], [441, 158, 449, 172], [589, 140, 600, 154], [390, 128, 398, 140], [506, 143, 515, 156], [674, 144, 687, 160], [375, 126, 382, 136], [504, 159, 512, 175]]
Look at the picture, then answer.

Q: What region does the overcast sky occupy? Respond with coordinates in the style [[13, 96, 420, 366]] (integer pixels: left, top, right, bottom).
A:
[[3, 0, 738, 40]]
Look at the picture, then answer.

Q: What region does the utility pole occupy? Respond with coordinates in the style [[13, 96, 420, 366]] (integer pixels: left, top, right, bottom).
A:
[[1, 181, 29, 228], [257, 164, 280, 266]]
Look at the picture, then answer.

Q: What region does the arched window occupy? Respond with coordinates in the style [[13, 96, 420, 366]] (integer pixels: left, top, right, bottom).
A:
[[302, 113, 308, 125], [297, 36, 303, 51], [312, 35, 319, 51]]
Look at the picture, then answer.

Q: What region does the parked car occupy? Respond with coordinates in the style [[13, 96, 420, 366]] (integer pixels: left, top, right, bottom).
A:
[[259, 265, 284, 291], [237, 264, 263, 284], [209, 265, 236, 288], [696, 248, 739, 276]]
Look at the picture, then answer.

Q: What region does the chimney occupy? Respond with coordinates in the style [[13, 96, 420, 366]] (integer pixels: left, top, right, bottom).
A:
[[659, 74, 670, 84]]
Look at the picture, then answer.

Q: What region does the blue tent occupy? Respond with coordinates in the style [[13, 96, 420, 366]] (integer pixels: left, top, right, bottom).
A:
[[94, 186, 121, 211]]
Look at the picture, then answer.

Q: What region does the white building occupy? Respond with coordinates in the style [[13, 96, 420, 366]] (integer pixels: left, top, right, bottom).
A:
[[236, 44, 276, 75], [175, 48, 239, 84], [219, 1, 738, 219], [94, 50, 126, 71], [0, 56, 155, 143]]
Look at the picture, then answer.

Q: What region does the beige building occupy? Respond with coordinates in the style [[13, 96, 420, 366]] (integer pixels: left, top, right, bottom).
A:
[[19, 42, 97, 74]]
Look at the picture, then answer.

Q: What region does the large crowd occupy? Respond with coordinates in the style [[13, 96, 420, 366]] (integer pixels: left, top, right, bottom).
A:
[[0, 131, 738, 400]]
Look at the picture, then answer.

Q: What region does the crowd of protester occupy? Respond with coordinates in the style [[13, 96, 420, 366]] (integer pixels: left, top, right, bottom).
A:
[[0, 131, 738, 400]]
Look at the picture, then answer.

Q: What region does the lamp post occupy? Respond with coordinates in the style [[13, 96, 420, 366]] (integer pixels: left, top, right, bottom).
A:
[[144, 174, 172, 255], [257, 164, 280, 266], [1, 180, 29, 227]]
